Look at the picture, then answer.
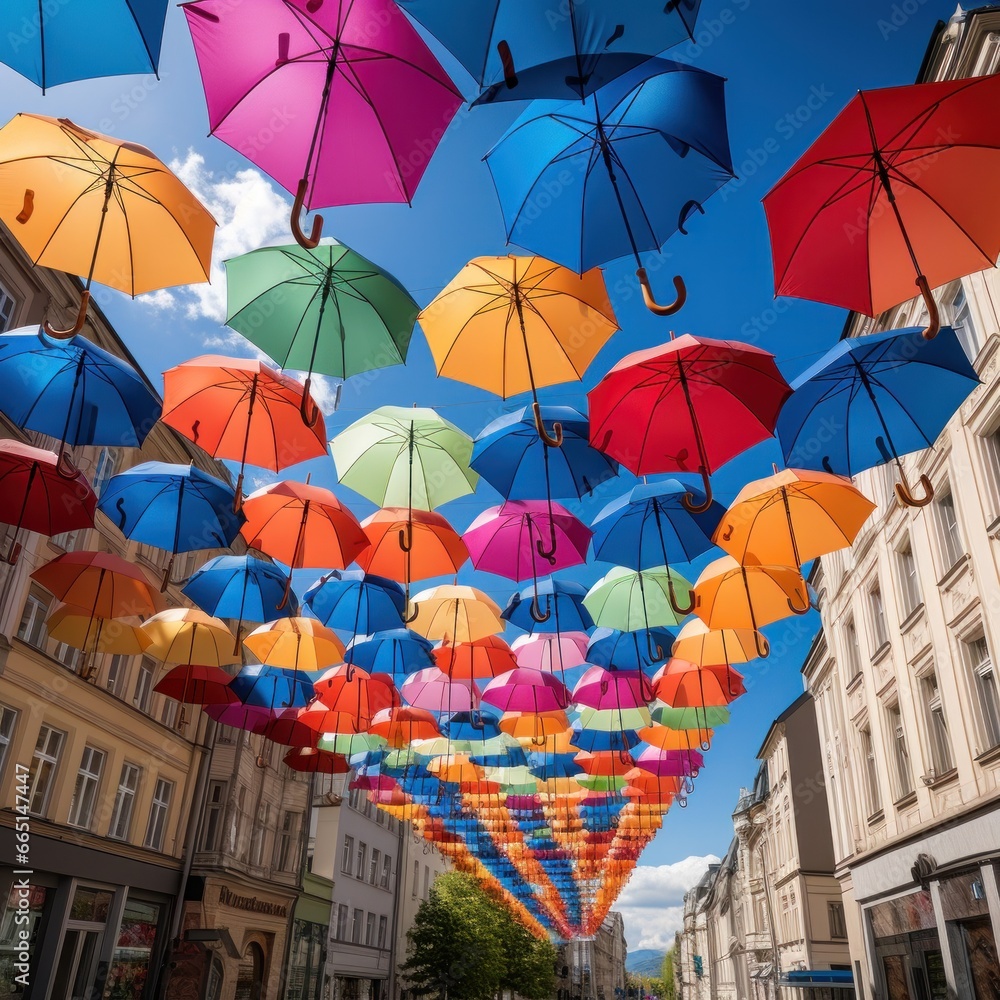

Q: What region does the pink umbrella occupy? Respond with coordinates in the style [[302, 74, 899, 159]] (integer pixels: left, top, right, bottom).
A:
[[350, 774, 398, 792], [481, 668, 570, 715], [512, 632, 590, 671], [464, 500, 592, 584], [204, 701, 274, 733], [571, 666, 654, 711], [183, 0, 462, 247], [632, 745, 704, 777], [401, 668, 479, 713]]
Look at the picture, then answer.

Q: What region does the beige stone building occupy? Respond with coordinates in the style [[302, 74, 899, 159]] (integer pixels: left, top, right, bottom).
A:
[[555, 911, 627, 1000]]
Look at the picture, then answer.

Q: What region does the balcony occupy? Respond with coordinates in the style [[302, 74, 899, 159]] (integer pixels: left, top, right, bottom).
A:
[[744, 931, 772, 954]]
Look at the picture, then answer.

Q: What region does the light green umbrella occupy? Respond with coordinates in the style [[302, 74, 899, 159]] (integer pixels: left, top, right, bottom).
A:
[[330, 405, 479, 511], [574, 773, 629, 792], [576, 705, 652, 732], [317, 732, 387, 756], [651, 703, 730, 743], [583, 566, 693, 649], [224, 241, 418, 422]]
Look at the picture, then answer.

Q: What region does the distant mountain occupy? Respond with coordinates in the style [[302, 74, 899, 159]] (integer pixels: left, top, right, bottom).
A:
[[626, 950, 665, 976]]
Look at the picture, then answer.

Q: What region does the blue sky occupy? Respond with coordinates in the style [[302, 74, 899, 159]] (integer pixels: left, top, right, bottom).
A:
[[1, 0, 955, 948]]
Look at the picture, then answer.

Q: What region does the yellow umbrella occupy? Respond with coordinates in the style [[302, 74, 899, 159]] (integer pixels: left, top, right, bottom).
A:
[[714, 467, 875, 567], [671, 618, 765, 665], [0, 114, 215, 335], [419, 255, 618, 445], [140, 608, 239, 666], [693, 555, 809, 657], [408, 584, 504, 642], [503, 711, 571, 745], [243, 617, 345, 670], [426, 754, 484, 783], [46, 603, 151, 655]]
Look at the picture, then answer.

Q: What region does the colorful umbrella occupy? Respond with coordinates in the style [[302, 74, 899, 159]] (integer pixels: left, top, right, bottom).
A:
[[313, 664, 399, 723], [303, 570, 406, 636], [584, 567, 692, 649], [588, 335, 791, 507], [32, 551, 157, 620], [203, 701, 274, 733], [183, 0, 462, 245], [46, 604, 151, 657], [482, 668, 570, 715], [401, 668, 479, 713], [631, 746, 703, 777], [346, 630, 435, 678], [502, 578, 594, 633], [512, 633, 590, 672], [408, 585, 504, 643], [434, 637, 518, 681], [775, 327, 979, 507], [0, 440, 95, 564], [653, 660, 745, 708], [500, 711, 571, 743], [586, 627, 675, 674], [141, 608, 240, 666], [244, 618, 345, 671], [231, 663, 316, 710], [572, 667, 653, 712], [154, 665, 238, 706], [369, 706, 441, 746], [671, 618, 765, 666], [283, 746, 350, 774], [0, 115, 214, 334]]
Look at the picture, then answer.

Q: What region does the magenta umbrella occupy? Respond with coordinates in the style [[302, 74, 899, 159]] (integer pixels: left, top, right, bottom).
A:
[[572, 666, 654, 711], [183, 0, 462, 248], [632, 745, 704, 777], [481, 667, 570, 715], [203, 701, 274, 733], [512, 632, 590, 671], [400, 668, 479, 713]]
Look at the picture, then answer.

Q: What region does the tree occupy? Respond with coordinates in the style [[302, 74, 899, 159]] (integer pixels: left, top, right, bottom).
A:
[[661, 946, 677, 1000], [496, 907, 557, 1000]]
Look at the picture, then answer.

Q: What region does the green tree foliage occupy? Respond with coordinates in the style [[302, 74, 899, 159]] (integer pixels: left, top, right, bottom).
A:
[[661, 946, 676, 1000], [402, 872, 557, 1000]]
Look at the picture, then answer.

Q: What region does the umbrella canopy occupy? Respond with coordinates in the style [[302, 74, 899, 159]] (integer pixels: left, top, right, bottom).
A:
[[653, 660, 745, 708], [577, 705, 652, 732], [330, 405, 478, 510], [434, 636, 518, 680], [481, 668, 570, 715], [500, 711, 571, 742], [355, 508, 468, 588], [472, 405, 618, 500], [637, 725, 712, 752], [671, 619, 765, 666], [303, 570, 406, 635], [154, 665, 238, 706], [715, 468, 875, 568], [203, 701, 275, 733], [162, 356, 328, 506], [224, 241, 418, 391], [588, 336, 791, 504], [141, 608, 240, 666], [284, 746, 350, 774], [503, 578, 594, 634], [631, 746, 704, 777], [244, 618, 345, 671], [346, 630, 435, 678], [32, 551, 157, 620], [570, 722, 642, 751], [46, 605, 151, 656], [586, 627, 674, 674], [572, 667, 654, 712], [584, 566, 693, 636], [775, 327, 979, 507], [313, 665, 399, 724], [369, 706, 441, 746], [408, 585, 504, 643], [231, 664, 317, 710], [0, 440, 95, 564], [401, 668, 479, 713], [512, 632, 590, 672], [763, 74, 1000, 334], [652, 703, 730, 731]]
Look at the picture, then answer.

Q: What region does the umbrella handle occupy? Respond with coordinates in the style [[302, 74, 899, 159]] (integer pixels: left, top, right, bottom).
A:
[[3, 535, 21, 566], [681, 468, 714, 513], [700, 739, 711, 752], [233, 472, 245, 513], [300, 377, 322, 428], [291, 178, 323, 250], [43, 290, 90, 339], [753, 630, 770, 659], [277, 573, 294, 612], [636, 268, 686, 317], [645, 630, 665, 663], [530, 593, 552, 624], [56, 446, 82, 481], [677, 199, 705, 236], [535, 530, 558, 565], [895, 472, 934, 508], [668, 577, 695, 617], [255, 754, 268, 769], [530, 735, 546, 747], [532, 402, 563, 448], [787, 591, 811, 616], [398, 525, 413, 553], [916, 275, 941, 340]]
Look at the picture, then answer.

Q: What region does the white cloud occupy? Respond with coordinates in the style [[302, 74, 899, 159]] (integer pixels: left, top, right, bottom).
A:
[[615, 855, 720, 951]]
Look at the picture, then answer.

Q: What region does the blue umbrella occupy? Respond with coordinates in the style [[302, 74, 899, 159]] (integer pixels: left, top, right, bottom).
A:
[[345, 629, 435, 677], [441, 710, 503, 742], [303, 570, 406, 636], [396, 1, 701, 106], [472, 405, 618, 501], [0, 0, 169, 91], [98, 462, 244, 590], [776, 327, 980, 507], [0, 328, 160, 471], [486, 59, 733, 315], [527, 752, 580, 779], [230, 664, 316, 709], [569, 725, 640, 753], [502, 577, 594, 633], [586, 626, 676, 674]]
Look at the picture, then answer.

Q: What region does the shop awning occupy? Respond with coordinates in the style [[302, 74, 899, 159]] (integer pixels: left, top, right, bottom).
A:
[[779, 970, 856, 989]]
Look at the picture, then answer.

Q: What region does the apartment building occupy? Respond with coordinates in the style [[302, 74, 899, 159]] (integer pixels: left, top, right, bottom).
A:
[[555, 911, 627, 1000]]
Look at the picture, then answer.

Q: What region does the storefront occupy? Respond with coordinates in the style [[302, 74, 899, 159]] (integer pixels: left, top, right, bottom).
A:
[[285, 870, 333, 1000]]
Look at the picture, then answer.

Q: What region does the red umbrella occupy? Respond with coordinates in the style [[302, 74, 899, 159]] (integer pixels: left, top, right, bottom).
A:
[[588, 336, 791, 509], [31, 551, 159, 620], [261, 707, 322, 747], [652, 659, 745, 707], [764, 74, 1000, 338], [154, 664, 238, 705], [283, 746, 350, 774], [368, 706, 441, 745], [0, 440, 96, 564], [313, 664, 400, 726], [433, 636, 518, 680]]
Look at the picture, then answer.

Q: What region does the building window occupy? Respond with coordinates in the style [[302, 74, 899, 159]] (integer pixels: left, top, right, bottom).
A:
[[859, 725, 882, 816], [0, 706, 18, 779], [842, 616, 861, 679], [376, 806, 385, 825], [894, 536, 920, 618], [423, 865, 430, 899], [885, 703, 913, 800], [920, 672, 953, 775], [133, 657, 156, 713], [108, 762, 141, 841], [412, 859, 419, 898], [143, 778, 173, 851], [365, 912, 376, 947], [935, 486, 964, 571], [352, 908, 363, 945], [336, 904, 349, 940], [91, 447, 119, 497], [28, 724, 65, 817], [341, 836, 354, 874], [201, 780, 227, 851], [106, 654, 129, 696], [966, 635, 1000, 751], [53, 641, 84, 674], [378, 915, 387, 949], [951, 285, 979, 360], [0, 279, 16, 331], [275, 812, 298, 871], [159, 697, 179, 728], [369, 848, 380, 885], [356, 842, 367, 880], [16, 589, 50, 648], [250, 803, 269, 866], [381, 854, 392, 889], [868, 584, 888, 651]]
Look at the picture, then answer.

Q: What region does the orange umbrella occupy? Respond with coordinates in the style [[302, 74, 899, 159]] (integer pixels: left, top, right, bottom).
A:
[[637, 725, 713, 752], [501, 710, 570, 743], [161, 356, 328, 508], [32, 551, 157, 620], [313, 664, 399, 726], [243, 617, 345, 671], [368, 706, 440, 745], [653, 659, 745, 707], [573, 751, 633, 777], [433, 636, 518, 680], [671, 618, 763, 666]]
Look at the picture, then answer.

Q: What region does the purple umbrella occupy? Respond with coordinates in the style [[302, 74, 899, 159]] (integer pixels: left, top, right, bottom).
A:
[[633, 745, 704, 777], [572, 666, 654, 711], [183, 0, 462, 247], [204, 701, 274, 733], [481, 667, 570, 715]]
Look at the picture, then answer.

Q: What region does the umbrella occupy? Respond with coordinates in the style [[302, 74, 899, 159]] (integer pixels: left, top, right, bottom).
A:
[[408, 585, 504, 643], [485, 61, 733, 314], [577, 705, 651, 732], [0, 440, 95, 564], [653, 660, 745, 708], [572, 667, 653, 712], [420, 256, 617, 446], [512, 633, 590, 672], [346, 630, 435, 679], [775, 327, 979, 507], [161, 356, 328, 508], [631, 746, 703, 777], [303, 570, 406, 636], [588, 335, 791, 507], [98, 462, 243, 589], [503, 578, 594, 633], [243, 618, 345, 671], [652, 703, 729, 731], [482, 669, 569, 715], [715, 468, 875, 568], [141, 608, 240, 666], [0, 115, 214, 334], [46, 604, 150, 657], [570, 724, 641, 753], [224, 240, 418, 407], [637, 725, 712, 753], [312, 665, 399, 722], [183, 0, 462, 246], [0, 329, 161, 472], [231, 663, 317, 710], [471, 405, 618, 500], [369, 706, 441, 746], [763, 74, 1000, 338], [397, 0, 701, 105], [671, 619, 764, 666], [434, 637, 518, 680], [0, 1, 169, 91], [154, 665, 238, 706], [401, 668, 479, 713], [284, 746, 350, 774], [32, 551, 157, 620], [586, 627, 675, 674], [203, 701, 275, 733], [500, 711, 571, 743]]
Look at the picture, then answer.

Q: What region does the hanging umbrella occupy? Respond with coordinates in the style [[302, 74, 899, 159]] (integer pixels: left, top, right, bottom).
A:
[[141, 608, 240, 666], [203, 701, 275, 733], [0, 2, 170, 91], [570, 723, 642, 753], [313, 664, 399, 723], [162, 356, 328, 508], [98, 462, 244, 590], [637, 724, 712, 753], [481, 668, 570, 715], [230, 663, 316, 710], [401, 668, 479, 713], [512, 633, 590, 672], [502, 578, 594, 633], [408, 585, 504, 643], [763, 73, 1000, 338], [32, 551, 157, 620], [0, 329, 161, 472], [671, 618, 765, 666], [651, 703, 729, 731], [586, 627, 675, 674], [284, 746, 350, 774], [775, 327, 979, 507], [154, 665, 238, 706], [244, 618, 345, 671], [500, 711, 571, 743], [421, 256, 617, 446], [224, 240, 418, 408], [0, 115, 214, 334], [653, 659, 745, 708], [631, 746, 703, 777], [46, 604, 150, 657], [434, 637, 518, 681], [572, 667, 654, 712], [485, 61, 733, 315], [303, 570, 406, 636], [715, 467, 875, 568], [183, 0, 462, 246], [577, 704, 651, 732], [346, 630, 435, 679], [588, 336, 791, 507], [369, 706, 441, 746], [0, 440, 95, 564]]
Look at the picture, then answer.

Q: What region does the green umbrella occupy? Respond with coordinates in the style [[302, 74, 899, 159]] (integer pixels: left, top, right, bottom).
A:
[[576, 706, 652, 732], [583, 566, 693, 649], [317, 732, 387, 756], [329, 405, 479, 511], [224, 241, 418, 423], [651, 704, 730, 730]]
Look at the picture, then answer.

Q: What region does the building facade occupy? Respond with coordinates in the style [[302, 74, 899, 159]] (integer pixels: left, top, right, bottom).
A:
[[556, 911, 628, 1000]]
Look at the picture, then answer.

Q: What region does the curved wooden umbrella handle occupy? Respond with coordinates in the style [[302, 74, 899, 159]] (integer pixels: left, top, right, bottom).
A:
[[532, 402, 563, 448], [398, 523, 413, 553], [787, 592, 811, 616], [681, 468, 714, 513], [160, 556, 192, 593], [646, 630, 665, 663], [44, 290, 90, 339], [300, 377, 322, 428], [637, 268, 686, 317], [291, 178, 323, 250], [895, 473, 934, 508], [276, 573, 294, 612], [530, 593, 552, 624], [916, 275, 940, 340], [668, 576, 695, 617], [56, 447, 82, 481]]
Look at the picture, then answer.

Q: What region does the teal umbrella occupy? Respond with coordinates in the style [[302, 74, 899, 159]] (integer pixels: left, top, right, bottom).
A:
[[224, 241, 418, 422]]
